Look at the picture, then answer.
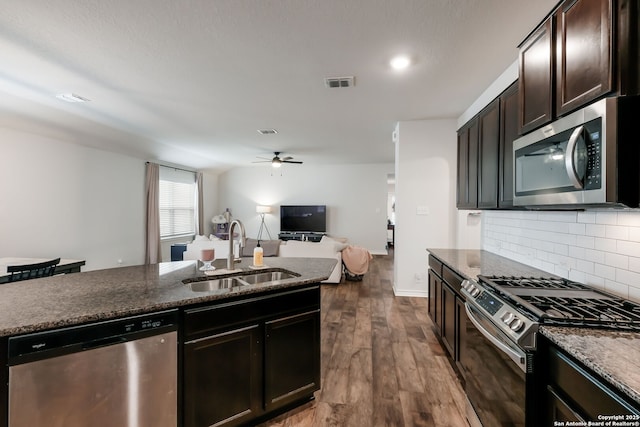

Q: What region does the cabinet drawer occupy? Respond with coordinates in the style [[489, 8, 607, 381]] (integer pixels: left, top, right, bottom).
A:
[[442, 266, 463, 294], [184, 286, 320, 340], [428, 255, 443, 277], [548, 346, 638, 419]]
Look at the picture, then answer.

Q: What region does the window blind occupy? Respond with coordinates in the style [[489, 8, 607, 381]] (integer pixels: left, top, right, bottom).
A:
[[159, 166, 196, 239]]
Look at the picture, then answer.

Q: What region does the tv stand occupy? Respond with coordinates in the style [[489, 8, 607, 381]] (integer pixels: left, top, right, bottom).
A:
[[278, 232, 325, 242]]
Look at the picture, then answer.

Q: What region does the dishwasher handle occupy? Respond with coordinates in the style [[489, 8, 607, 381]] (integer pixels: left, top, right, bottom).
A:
[[82, 336, 128, 350]]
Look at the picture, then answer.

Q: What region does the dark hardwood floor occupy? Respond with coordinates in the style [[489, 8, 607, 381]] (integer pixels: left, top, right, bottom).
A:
[[260, 252, 468, 427]]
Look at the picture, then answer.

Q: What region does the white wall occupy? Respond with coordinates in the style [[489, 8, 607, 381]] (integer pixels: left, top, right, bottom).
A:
[[1, 126, 220, 269], [0, 127, 146, 270], [216, 164, 392, 254], [483, 210, 640, 302], [394, 119, 470, 297]]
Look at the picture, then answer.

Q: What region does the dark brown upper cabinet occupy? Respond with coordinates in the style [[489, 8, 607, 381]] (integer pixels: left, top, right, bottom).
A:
[[477, 99, 500, 209], [519, 0, 639, 134], [499, 82, 519, 208], [456, 121, 478, 209], [519, 17, 554, 134], [555, 0, 613, 116]]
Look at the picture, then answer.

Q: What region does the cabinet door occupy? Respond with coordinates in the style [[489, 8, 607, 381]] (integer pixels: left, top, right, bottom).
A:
[[519, 18, 554, 134], [556, 0, 613, 115], [456, 121, 479, 209], [184, 324, 263, 427], [428, 270, 442, 330], [499, 83, 519, 208], [264, 310, 320, 412], [547, 386, 586, 423], [478, 99, 500, 209], [441, 282, 456, 357], [455, 296, 468, 376]]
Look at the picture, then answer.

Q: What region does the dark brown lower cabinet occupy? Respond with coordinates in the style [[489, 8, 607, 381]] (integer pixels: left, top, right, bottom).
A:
[[264, 310, 320, 412], [428, 270, 442, 330], [455, 297, 468, 377], [183, 286, 321, 427], [184, 324, 263, 427], [540, 336, 640, 423], [441, 282, 456, 356]]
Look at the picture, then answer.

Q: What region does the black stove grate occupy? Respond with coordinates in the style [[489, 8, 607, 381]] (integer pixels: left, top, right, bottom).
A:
[[478, 275, 640, 331]]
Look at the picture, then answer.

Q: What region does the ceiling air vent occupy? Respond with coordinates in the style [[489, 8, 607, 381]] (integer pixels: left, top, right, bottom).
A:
[[324, 76, 355, 88], [257, 129, 278, 135]]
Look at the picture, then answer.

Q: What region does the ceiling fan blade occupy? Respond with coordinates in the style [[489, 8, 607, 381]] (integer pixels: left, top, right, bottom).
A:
[[282, 160, 303, 164], [252, 160, 272, 163], [281, 156, 293, 161]]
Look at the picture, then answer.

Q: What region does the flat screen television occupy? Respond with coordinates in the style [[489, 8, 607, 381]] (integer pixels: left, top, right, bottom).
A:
[[280, 205, 327, 233]]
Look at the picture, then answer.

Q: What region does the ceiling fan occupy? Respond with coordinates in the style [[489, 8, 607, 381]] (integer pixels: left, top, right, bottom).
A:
[[253, 152, 303, 168]]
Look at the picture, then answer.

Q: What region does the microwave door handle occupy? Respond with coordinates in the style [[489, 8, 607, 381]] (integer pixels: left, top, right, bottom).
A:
[[464, 303, 527, 372], [565, 126, 585, 189]]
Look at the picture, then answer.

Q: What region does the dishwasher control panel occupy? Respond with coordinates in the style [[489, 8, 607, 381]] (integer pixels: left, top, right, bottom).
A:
[[8, 309, 179, 364]]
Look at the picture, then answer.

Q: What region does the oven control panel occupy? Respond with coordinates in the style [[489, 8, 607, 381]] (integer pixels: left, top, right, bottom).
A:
[[461, 279, 538, 349]]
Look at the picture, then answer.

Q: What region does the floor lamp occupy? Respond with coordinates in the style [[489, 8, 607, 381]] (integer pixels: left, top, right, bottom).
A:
[[256, 205, 273, 240]]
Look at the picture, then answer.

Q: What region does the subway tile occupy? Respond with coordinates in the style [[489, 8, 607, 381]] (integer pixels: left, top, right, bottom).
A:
[[629, 257, 640, 273], [594, 237, 617, 253], [594, 263, 616, 280], [585, 224, 606, 238], [584, 274, 605, 290], [629, 286, 640, 303], [584, 248, 605, 264], [576, 235, 595, 249], [605, 252, 629, 270], [605, 225, 629, 240], [568, 223, 586, 235], [595, 211, 618, 225], [630, 227, 640, 242], [617, 240, 640, 257], [617, 212, 640, 227], [568, 246, 585, 260], [553, 244, 569, 256], [577, 211, 596, 224], [568, 270, 586, 283], [575, 259, 594, 275], [616, 269, 640, 289], [604, 279, 629, 299]]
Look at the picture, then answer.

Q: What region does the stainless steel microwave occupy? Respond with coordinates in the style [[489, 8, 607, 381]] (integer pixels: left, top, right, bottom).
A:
[[513, 96, 640, 208]]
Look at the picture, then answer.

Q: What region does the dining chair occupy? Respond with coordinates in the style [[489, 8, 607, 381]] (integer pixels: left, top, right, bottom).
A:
[[7, 258, 61, 282]]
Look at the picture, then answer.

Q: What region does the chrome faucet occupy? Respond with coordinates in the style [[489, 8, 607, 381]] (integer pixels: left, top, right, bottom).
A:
[[227, 219, 246, 270]]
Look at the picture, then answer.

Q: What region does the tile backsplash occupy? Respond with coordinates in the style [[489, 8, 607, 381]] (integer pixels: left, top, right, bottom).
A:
[[482, 210, 640, 302]]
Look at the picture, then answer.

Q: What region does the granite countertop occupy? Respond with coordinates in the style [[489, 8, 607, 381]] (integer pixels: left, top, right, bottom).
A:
[[541, 325, 640, 405], [427, 248, 640, 407], [427, 248, 554, 280], [0, 257, 336, 337]]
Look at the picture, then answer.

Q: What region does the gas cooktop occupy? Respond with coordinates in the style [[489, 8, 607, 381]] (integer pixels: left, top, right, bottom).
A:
[[478, 275, 640, 331]]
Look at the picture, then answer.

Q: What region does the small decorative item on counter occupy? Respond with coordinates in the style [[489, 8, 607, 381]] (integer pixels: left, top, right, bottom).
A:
[[200, 249, 215, 271], [253, 241, 264, 267]]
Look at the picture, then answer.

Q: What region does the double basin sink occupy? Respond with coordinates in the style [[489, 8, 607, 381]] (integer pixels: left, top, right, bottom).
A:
[[185, 269, 300, 292]]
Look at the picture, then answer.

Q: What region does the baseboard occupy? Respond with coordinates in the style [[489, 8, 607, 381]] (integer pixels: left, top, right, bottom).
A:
[[370, 249, 388, 256], [392, 286, 429, 298]]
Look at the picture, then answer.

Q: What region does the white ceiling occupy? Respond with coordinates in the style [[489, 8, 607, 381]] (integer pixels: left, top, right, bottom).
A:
[[0, 0, 557, 173]]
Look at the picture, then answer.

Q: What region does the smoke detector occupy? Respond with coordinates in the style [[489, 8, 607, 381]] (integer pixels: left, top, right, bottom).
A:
[[324, 76, 355, 88]]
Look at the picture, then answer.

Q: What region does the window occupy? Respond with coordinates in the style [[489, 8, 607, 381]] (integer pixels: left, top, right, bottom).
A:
[[159, 166, 197, 239]]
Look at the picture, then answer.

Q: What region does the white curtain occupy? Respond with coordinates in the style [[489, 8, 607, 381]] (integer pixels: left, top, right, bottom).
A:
[[195, 172, 204, 236], [145, 162, 162, 264]]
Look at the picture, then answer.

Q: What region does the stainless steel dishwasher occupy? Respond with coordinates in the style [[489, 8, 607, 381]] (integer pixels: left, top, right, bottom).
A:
[[7, 309, 178, 427]]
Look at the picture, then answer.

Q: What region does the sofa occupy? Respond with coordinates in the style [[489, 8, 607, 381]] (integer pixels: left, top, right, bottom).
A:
[[182, 235, 347, 284]]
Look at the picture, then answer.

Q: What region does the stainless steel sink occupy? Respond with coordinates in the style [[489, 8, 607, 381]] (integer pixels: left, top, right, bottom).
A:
[[239, 271, 298, 284], [188, 277, 242, 292], [186, 269, 300, 292]]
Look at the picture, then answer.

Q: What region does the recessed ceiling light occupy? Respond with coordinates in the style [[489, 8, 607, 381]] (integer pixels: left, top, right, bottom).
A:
[[390, 55, 411, 71], [56, 93, 90, 103]]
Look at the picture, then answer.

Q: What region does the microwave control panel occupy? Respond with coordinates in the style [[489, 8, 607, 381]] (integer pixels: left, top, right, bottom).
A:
[[583, 118, 602, 190]]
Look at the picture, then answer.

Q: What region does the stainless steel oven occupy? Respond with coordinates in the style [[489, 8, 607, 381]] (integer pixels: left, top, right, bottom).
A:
[[513, 96, 640, 208], [461, 280, 538, 427], [461, 275, 640, 426]]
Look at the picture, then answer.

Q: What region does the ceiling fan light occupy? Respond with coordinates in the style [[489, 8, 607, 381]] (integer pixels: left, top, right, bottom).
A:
[[272, 160, 282, 168]]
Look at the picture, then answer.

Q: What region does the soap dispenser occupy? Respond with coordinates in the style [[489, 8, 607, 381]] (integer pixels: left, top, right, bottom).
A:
[[253, 241, 264, 267]]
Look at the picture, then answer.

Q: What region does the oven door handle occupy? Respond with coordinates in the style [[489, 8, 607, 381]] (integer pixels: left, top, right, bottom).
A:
[[464, 303, 527, 372]]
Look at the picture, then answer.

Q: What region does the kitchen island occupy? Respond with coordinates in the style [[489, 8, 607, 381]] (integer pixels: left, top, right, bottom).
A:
[[0, 257, 336, 427], [428, 248, 640, 419]]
